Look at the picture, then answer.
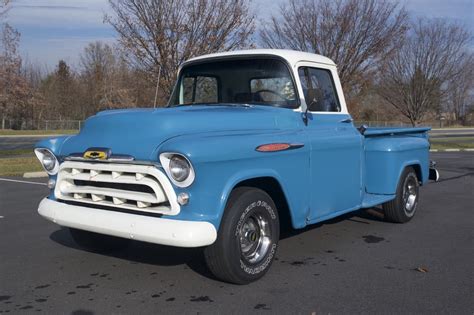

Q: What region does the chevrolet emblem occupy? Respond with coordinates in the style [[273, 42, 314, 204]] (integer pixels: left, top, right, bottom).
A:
[[83, 149, 109, 160]]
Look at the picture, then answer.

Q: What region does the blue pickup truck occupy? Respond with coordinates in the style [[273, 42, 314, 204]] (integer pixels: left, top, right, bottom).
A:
[[35, 49, 438, 284]]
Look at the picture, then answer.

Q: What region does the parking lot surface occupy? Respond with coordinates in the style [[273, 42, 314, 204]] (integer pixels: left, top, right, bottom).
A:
[[0, 152, 472, 314]]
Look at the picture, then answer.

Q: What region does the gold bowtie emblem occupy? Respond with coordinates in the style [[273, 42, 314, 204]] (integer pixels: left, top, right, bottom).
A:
[[83, 150, 107, 160]]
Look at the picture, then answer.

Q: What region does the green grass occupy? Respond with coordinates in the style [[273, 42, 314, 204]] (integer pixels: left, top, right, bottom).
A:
[[0, 148, 34, 157], [0, 156, 43, 176], [0, 129, 78, 136], [432, 125, 474, 129], [430, 136, 474, 150], [431, 143, 474, 150]]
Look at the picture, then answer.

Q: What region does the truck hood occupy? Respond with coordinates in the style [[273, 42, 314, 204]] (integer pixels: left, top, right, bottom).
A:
[[60, 105, 300, 160]]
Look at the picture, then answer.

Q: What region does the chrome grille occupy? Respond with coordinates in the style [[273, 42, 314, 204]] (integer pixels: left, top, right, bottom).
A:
[[55, 161, 180, 215]]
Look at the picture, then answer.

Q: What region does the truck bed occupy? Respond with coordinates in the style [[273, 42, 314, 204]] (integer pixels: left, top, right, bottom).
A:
[[363, 127, 431, 137]]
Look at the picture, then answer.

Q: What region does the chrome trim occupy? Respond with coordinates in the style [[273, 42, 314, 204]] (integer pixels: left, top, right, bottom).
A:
[[339, 118, 354, 123], [65, 155, 161, 167], [54, 161, 179, 215], [429, 160, 440, 181], [239, 212, 272, 264], [159, 152, 196, 188], [34, 148, 60, 175]]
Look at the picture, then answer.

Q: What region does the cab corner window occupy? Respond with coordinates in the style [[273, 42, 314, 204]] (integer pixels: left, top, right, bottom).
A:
[[298, 67, 341, 112]]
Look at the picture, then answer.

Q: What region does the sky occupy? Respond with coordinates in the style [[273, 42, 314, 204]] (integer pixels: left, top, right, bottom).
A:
[[4, 0, 474, 70]]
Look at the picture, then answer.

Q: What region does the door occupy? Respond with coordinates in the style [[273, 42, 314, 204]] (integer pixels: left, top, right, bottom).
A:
[[297, 65, 363, 221]]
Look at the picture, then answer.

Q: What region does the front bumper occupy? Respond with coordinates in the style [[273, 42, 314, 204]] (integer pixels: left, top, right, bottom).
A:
[[38, 198, 217, 247]]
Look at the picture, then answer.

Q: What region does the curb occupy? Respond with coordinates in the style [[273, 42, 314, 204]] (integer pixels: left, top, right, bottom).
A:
[[430, 149, 474, 152], [23, 171, 48, 178]]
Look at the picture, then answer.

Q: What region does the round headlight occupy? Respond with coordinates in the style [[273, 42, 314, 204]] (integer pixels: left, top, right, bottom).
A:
[[42, 152, 56, 171], [159, 152, 195, 187], [169, 155, 190, 182], [34, 148, 59, 175]]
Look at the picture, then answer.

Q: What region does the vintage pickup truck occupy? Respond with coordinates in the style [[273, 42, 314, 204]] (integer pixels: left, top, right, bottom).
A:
[[35, 49, 439, 284]]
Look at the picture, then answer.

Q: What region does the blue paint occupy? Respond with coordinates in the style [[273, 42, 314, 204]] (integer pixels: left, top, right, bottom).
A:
[[36, 105, 431, 231]]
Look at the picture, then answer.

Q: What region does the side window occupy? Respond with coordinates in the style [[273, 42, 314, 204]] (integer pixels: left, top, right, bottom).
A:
[[181, 76, 218, 104], [298, 67, 341, 112]]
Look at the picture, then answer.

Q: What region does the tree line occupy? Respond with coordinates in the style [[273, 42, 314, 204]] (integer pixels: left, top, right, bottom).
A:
[[1, 0, 473, 128]]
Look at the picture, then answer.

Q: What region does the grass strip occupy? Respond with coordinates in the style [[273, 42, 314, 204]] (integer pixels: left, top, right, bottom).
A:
[[0, 149, 34, 157], [0, 156, 43, 176], [0, 129, 78, 136]]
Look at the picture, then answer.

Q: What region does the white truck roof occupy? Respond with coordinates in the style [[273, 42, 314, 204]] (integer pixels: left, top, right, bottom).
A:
[[185, 49, 336, 67]]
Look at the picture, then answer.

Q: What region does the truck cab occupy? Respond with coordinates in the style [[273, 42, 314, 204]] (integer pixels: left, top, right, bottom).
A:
[[35, 49, 438, 284]]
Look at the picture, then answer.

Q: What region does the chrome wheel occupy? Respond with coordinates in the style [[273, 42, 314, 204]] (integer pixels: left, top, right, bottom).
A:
[[403, 174, 418, 216], [238, 213, 271, 264]]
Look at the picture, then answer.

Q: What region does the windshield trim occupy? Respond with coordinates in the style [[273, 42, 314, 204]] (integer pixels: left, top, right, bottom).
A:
[[167, 55, 301, 109]]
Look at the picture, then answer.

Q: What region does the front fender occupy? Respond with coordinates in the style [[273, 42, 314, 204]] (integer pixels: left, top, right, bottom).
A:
[[35, 135, 72, 156], [157, 130, 310, 230]]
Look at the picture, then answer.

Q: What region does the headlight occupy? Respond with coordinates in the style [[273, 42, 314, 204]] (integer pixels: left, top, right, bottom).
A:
[[34, 148, 59, 175], [159, 153, 195, 187], [169, 155, 190, 182]]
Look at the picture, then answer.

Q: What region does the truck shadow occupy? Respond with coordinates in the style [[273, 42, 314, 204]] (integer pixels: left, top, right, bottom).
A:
[[49, 228, 216, 280], [280, 207, 385, 240], [49, 207, 385, 281]]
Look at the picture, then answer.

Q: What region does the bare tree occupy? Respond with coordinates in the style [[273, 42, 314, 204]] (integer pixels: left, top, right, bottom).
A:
[[39, 60, 82, 120], [260, 0, 407, 98], [106, 0, 254, 104], [79, 41, 155, 115], [378, 19, 472, 126], [80, 42, 118, 116], [445, 57, 474, 123], [0, 0, 10, 18], [0, 22, 32, 128]]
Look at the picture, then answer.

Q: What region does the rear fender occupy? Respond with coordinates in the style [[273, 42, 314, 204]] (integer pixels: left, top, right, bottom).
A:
[[364, 136, 429, 195]]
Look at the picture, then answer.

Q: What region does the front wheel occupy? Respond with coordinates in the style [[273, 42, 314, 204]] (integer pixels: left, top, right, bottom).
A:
[[383, 167, 420, 223], [204, 187, 280, 284]]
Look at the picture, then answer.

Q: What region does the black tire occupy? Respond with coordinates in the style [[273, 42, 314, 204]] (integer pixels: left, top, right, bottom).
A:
[[383, 167, 420, 223], [69, 228, 130, 253], [204, 187, 280, 284]]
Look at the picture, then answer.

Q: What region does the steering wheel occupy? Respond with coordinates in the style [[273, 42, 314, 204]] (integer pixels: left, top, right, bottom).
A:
[[253, 89, 291, 107]]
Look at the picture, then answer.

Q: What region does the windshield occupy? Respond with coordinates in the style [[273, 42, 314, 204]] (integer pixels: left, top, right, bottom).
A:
[[169, 58, 298, 108]]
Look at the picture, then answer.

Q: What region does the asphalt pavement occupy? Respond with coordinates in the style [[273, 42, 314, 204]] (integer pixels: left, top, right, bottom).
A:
[[0, 136, 43, 151], [0, 152, 473, 314]]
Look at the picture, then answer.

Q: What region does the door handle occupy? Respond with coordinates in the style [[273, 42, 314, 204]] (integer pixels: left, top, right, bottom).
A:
[[339, 118, 353, 123]]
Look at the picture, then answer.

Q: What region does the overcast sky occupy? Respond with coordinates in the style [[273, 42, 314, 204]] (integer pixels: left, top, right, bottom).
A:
[[5, 0, 474, 70]]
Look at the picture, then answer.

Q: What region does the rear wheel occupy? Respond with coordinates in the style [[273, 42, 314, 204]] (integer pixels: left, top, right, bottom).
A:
[[204, 187, 280, 284], [383, 167, 420, 223], [69, 228, 130, 252]]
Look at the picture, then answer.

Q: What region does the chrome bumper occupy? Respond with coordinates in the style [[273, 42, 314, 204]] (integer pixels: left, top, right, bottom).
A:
[[429, 160, 440, 181], [38, 198, 217, 247]]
